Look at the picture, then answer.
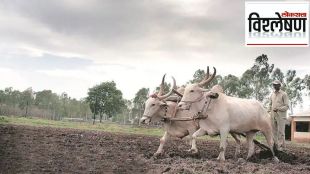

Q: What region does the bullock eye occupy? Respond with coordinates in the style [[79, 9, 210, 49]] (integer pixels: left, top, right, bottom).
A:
[[151, 104, 155, 106], [190, 90, 194, 92]]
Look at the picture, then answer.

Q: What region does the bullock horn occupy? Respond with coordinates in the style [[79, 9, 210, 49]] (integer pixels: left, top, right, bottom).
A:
[[198, 66, 209, 87], [158, 74, 166, 96], [204, 66, 210, 81], [198, 67, 216, 87], [158, 76, 177, 100]]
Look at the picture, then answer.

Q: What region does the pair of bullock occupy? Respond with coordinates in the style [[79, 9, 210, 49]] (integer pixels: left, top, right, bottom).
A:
[[140, 67, 279, 162]]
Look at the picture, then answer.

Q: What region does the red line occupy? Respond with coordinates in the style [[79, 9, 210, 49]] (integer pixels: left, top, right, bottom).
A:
[[247, 44, 308, 45]]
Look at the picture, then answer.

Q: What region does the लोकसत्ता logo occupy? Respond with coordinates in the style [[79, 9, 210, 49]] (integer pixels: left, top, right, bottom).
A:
[[245, 1, 309, 47]]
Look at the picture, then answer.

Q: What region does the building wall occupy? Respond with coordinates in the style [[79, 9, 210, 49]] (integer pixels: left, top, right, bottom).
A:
[[291, 116, 310, 143]]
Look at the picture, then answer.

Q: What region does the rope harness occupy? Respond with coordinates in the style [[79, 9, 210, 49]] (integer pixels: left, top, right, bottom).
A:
[[161, 93, 212, 123]]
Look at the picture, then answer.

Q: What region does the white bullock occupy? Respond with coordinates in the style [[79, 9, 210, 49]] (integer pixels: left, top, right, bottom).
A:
[[178, 67, 279, 162], [141, 75, 241, 157]]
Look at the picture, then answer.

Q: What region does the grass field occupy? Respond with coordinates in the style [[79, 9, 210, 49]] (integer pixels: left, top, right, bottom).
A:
[[0, 115, 257, 141], [0, 115, 164, 137]]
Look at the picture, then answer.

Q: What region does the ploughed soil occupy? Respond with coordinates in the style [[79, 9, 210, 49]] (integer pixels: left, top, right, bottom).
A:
[[0, 125, 310, 174]]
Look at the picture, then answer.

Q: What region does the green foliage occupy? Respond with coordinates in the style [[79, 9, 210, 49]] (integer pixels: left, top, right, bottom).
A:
[[155, 82, 171, 94], [304, 74, 310, 95], [2, 87, 21, 107], [86, 81, 125, 122], [132, 88, 149, 121], [34, 90, 58, 109], [133, 88, 149, 109], [271, 68, 284, 82], [19, 88, 34, 116], [190, 69, 222, 88], [19, 88, 33, 110], [239, 54, 274, 102], [0, 87, 91, 120], [219, 74, 240, 97], [0, 90, 4, 104], [238, 69, 255, 98]]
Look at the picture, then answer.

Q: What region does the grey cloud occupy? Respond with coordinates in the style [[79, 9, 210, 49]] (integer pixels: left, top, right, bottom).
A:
[[0, 53, 94, 71], [0, 0, 309, 71], [1, 0, 241, 49]]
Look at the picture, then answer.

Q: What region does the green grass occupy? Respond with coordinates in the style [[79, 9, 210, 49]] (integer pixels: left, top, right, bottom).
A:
[[0, 116, 260, 141], [0, 115, 164, 137]]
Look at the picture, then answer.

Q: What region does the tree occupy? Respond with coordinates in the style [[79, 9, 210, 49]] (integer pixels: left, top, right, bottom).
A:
[[133, 87, 149, 124], [86, 81, 125, 124], [304, 74, 310, 95], [34, 90, 61, 120], [35, 90, 54, 109], [19, 88, 34, 117], [87, 88, 99, 124], [59, 92, 69, 118], [190, 69, 222, 88], [3, 87, 21, 107], [79, 98, 92, 121], [219, 74, 240, 97], [0, 86, 91, 120], [117, 99, 132, 124], [0, 90, 5, 104], [238, 69, 255, 99], [0, 90, 5, 115], [272, 68, 305, 113], [155, 82, 171, 94], [271, 68, 284, 82], [239, 54, 274, 102]]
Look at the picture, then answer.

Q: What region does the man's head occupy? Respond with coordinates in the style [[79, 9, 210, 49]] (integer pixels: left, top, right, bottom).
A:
[[272, 80, 282, 91]]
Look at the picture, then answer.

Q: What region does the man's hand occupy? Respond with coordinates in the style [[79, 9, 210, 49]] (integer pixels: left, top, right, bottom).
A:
[[273, 108, 278, 112]]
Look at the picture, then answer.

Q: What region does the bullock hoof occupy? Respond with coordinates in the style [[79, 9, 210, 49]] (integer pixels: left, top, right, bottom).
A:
[[153, 152, 162, 157], [216, 156, 225, 162], [187, 149, 198, 154], [245, 156, 252, 161], [237, 158, 246, 164], [273, 157, 280, 163]]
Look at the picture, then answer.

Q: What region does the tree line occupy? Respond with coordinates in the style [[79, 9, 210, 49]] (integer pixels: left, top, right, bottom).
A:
[[0, 88, 91, 120], [1, 54, 310, 123]]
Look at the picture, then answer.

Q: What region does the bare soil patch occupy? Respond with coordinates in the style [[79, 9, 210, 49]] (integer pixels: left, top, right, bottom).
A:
[[0, 125, 309, 174]]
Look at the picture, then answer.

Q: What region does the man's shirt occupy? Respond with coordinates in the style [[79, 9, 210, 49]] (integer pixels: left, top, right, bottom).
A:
[[268, 89, 289, 113]]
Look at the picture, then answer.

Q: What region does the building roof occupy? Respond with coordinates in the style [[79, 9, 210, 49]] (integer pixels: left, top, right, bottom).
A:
[[291, 109, 310, 117]]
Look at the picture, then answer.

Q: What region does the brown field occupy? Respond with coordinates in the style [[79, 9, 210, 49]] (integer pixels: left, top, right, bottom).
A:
[[0, 124, 309, 174]]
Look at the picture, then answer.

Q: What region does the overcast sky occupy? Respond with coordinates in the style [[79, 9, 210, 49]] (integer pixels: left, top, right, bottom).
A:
[[0, 0, 309, 103]]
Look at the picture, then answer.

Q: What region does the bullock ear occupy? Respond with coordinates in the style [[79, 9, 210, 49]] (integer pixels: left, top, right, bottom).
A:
[[207, 92, 219, 99], [160, 101, 168, 107]]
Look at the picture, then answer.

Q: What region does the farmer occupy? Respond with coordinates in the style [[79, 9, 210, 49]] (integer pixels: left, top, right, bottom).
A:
[[268, 80, 289, 151]]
